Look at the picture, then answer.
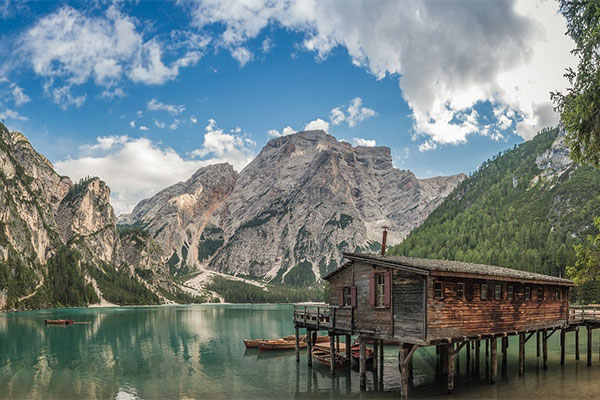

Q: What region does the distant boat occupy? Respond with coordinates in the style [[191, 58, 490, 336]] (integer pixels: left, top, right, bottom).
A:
[[44, 319, 74, 325], [245, 335, 328, 350], [311, 348, 350, 369]]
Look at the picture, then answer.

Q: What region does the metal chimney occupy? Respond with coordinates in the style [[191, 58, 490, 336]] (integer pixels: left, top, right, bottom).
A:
[[381, 226, 388, 256]]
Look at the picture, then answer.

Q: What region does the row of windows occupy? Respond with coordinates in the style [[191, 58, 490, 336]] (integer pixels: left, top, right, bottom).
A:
[[433, 282, 562, 302]]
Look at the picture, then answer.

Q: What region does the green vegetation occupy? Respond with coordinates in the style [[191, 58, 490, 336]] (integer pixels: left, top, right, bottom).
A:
[[326, 213, 354, 229], [197, 236, 224, 261], [284, 260, 315, 286], [552, 0, 600, 167], [568, 216, 600, 285], [62, 176, 96, 203], [45, 246, 99, 307], [88, 265, 160, 305], [206, 276, 325, 303], [389, 128, 600, 302]]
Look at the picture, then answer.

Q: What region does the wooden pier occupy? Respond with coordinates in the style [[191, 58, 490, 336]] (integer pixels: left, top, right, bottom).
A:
[[292, 251, 600, 399]]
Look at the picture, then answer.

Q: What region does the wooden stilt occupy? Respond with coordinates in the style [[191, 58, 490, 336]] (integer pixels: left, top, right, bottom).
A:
[[475, 340, 481, 377], [435, 345, 442, 379], [399, 344, 408, 400], [485, 339, 489, 379], [543, 329, 548, 370], [575, 327, 580, 360], [471, 342, 476, 375], [448, 344, 455, 394], [295, 326, 300, 362], [373, 341, 378, 374], [336, 335, 340, 353], [408, 350, 414, 387], [359, 338, 367, 389], [442, 343, 448, 375], [466, 340, 471, 377], [345, 334, 351, 362], [490, 337, 497, 384], [456, 342, 461, 374], [536, 330, 540, 357], [329, 334, 336, 376], [307, 329, 314, 367], [560, 329, 565, 365], [588, 326, 592, 367], [519, 332, 525, 376], [501, 337, 508, 378], [379, 340, 384, 377]]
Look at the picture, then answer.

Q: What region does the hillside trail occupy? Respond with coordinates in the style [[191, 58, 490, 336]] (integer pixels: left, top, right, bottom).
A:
[[17, 278, 44, 302]]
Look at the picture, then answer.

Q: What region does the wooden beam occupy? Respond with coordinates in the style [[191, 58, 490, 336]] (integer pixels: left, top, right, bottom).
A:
[[576, 327, 580, 360], [490, 337, 497, 384], [345, 334, 351, 362], [329, 334, 336, 376], [524, 332, 535, 344], [379, 339, 384, 377], [588, 325, 592, 367], [447, 344, 455, 394], [399, 344, 409, 400], [466, 339, 471, 376], [519, 332, 525, 376], [295, 326, 300, 362], [543, 329, 548, 370], [403, 343, 420, 366], [475, 340, 481, 377], [560, 329, 565, 366], [359, 337, 367, 389], [501, 337, 508, 378], [451, 341, 468, 356], [307, 329, 313, 367], [536, 331, 540, 358], [485, 338, 490, 380]]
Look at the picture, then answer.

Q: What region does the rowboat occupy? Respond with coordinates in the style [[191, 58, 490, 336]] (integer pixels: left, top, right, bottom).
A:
[[312, 348, 350, 369], [243, 339, 260, 348], [257, 339, 302, 351], [44, 319, 74, 325], [351, 345, 374, 370]]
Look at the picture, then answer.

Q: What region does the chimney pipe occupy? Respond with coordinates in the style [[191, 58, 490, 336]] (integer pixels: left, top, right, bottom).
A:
[[381, 226, 388, 256]]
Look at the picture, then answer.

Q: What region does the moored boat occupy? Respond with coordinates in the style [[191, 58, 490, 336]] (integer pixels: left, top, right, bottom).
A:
[[351, 345, 374, 370], [243, 339, 259, 348], [44, 319, 74, 325], [311, 348, 350, 369]]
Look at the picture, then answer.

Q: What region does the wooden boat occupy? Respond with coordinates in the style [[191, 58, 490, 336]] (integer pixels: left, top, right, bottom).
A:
[[243, 339, 260, 348], [351, 345, 374, 370], [312, 348, 350, 369], [258, 339, 304, 351], [44, 319, 74, 325]]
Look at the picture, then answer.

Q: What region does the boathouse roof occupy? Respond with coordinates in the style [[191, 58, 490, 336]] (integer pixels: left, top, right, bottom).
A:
[[324, 253, 574, 286]]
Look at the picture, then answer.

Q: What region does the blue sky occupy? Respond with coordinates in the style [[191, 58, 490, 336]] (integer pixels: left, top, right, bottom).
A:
[[0, 1, 575, 214]]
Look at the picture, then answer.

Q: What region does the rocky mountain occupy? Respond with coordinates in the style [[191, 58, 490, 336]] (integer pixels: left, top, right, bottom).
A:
[[124, 130, 465, 285], [389, 127, 600, 284], [0, 123, 194, 310]]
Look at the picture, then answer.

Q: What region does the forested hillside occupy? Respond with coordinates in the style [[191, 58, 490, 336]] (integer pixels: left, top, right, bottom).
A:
[[389, 128, 600, 302]]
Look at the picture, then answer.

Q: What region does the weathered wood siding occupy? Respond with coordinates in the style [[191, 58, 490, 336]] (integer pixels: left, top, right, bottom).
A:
[[393, 270, 425, 340], [426, 276, 569, 340], [353, 261, 393, 336], [328, 266, 352, 306]]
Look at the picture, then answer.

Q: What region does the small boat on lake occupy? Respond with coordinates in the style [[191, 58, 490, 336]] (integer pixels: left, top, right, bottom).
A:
[[312, 348, 350, 369], [44, 319, 74, 325], [246, 334, 328, 350], [351, 345, 374, 371]]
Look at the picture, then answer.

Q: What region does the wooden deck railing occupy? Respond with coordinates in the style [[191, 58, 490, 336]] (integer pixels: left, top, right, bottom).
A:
[[569, 305, 600, 323]]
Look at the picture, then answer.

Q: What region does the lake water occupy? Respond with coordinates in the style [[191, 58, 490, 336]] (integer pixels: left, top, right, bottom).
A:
[[0, 304, 598, 399]]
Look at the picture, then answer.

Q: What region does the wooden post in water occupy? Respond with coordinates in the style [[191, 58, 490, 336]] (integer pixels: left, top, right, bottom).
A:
[[345, 334, 351, 362], [307, 330, 313, 367], [501, 337, 508, 378], [485, 339, 489, 380], [359, 338, 367, 389], [536, 331, 540, 358], [575, 326, 580, 360], [373, 341, 378, 375], [329, 334, 336, 376], [543, 329, 548, 370], [466, 340, 471, 376], [379, 340, 384, 377], [471, 341, 476, 375], [336, 335, 340, 353], [447, 344, 455, 394], [587, 326, 592, 366], [475, 340, 481, 377], [519, 332, 525, 376], [399, 344, 408, 400], [490, 337, 497, 384], [560, 329, 565, 365], [295, 326, 300, 362]]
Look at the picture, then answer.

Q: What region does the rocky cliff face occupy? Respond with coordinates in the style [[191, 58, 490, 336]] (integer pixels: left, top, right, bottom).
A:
[[125, 130, 465, 284]]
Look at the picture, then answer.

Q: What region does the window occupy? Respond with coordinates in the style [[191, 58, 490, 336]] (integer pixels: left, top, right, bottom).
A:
[[507, 286, 514, 300], [495, 284, 502, 300], [555, 288, 560, 301], [434, 282, 443, 299], [481, 283, 488, 300], [456, 283, 464, 299], [343, 287, 352, 306], [376, 273, 385, 307], [525, 287, 531, 300], [537, 287, 544, 301]]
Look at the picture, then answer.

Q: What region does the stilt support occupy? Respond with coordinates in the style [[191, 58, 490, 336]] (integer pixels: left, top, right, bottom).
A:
[[490, 337, 497, 384], [587, 326, 592, 367], [475, 340, 481, 377], [575, 327, 580, 360], [307, 330, 313, 367], [519, 332, 525, 376], [295, 326, 300, 362], [501, 336, 508, 378], [543, 329, 548, 370], [466, 340, 471, 376], [379, 340, 384, 377], [399, 344, 408, 400], [447, 344, 455, 394], [329, 334, 336, 376], [345, 334, 351, 362], [359, 337, 367, 389], [560, 329, 565, 365]]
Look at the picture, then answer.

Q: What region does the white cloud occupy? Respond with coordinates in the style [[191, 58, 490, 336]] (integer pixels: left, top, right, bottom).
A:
[[304, 118, 329, 132], [186, 0, 576, 144], [136, 110, 143, 117], [154, 119, 165, 128], [190, 116, 198, 124], [147, 98, 185, 115], [268, 125, 295, 137], [55, 123, 256, 214], [418, 140, 438, 152], [139, 125, 149, 131], [329, 107, 345, 126], [329, 97, 377, 127], [0, 108, 28, 121], [231, 47, 253, 66], [100, 87, 125, 100], [49, 85, 86, 109], [129, 120, 135, 128], [352, 137, 376, 147], [261, 37, 273, 53], [11, 84, 30, 106], [169, 119, 180, 130], [16, 5, 205, 108]]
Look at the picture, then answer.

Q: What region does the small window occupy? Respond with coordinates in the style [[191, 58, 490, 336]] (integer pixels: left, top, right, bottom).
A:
[[434, 282, 443, 299], [525, 287, 531, 300], [555, 288, 560, 301], [507, 286, 514, 300], [375, 273, 385, 307], [495, 284, 502, 300], [343, 287, 352, 306], [456, 283, 464, 299], [481, 283, 488, 300], [537, 287, 544, 301]]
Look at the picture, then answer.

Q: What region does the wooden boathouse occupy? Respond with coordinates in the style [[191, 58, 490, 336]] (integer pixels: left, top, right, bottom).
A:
[[292, 250, 593, 399]]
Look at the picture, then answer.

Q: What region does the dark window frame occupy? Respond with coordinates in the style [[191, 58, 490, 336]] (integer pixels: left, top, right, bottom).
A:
[[507, 285, 514, 300], [495, 284, 502, 300], [481, 283, 488, 300], [434, 282, 443, 299], [456, 282, 465, 299], [555, 288, 560, 301], [376, 272, 385, 307], [343, 286, 352, 306], [525, 286, 531, 301], [537, 287, 544, 301]]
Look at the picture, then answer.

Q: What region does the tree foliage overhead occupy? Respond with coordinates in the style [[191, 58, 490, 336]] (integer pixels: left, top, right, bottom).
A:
[[568, 216, 600, 285], [552, 0, 600, 166]]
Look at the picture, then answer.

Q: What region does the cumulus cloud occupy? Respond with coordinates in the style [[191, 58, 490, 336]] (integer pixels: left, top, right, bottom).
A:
[[329, 97, 376, 127], [129, 120, 135, 128], [268, 126, 294, 137], [418, 140, 438, 152], [11, 84, 30, 106], [0, 108, 28, 121], [231, 47, 253, 66], [352, 137, 376, 147], [147, 98, 185, 115], [55, 120, 256, 214], [185, 0, 576, 145], [15, 5, 205, 108], [261, 37, 273, 53], [139, 125, 149, 131], [304, 118, 329, 132], [100, 87, 125, 100]]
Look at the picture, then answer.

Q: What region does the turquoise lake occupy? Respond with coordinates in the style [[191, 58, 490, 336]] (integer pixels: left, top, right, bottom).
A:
[[0, 304, 598, 399]]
